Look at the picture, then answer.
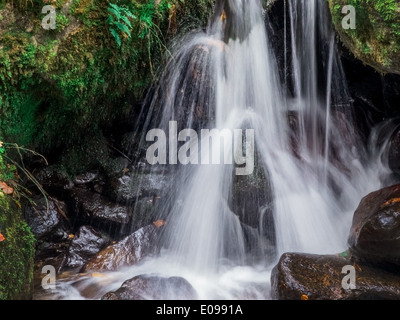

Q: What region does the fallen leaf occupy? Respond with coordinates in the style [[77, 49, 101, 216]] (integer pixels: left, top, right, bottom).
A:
[[220, 9, 227, 22], [0, 233, 5, 242], [153, 220, 167, 228], [381, 198, 400, 208], [91, 273, 106, 278], [0, 181, 13, 195]]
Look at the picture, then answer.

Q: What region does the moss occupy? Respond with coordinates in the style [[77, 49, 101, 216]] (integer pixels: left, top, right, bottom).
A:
[[0, 192, 35, 300], [0, 0, 215, 175], [329, 0, 400, 74]]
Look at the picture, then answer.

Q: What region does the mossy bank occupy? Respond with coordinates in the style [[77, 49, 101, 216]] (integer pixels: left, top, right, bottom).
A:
[[0, 0, 215, 175], [0, 191, 35, 300], [329, 0, 400, 75]]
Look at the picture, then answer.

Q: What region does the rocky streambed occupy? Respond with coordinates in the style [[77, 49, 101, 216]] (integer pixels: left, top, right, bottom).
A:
[[26, 151, 400, 300]]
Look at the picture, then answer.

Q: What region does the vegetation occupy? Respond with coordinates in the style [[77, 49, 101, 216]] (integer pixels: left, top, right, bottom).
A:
[[0, 196, 35, 300], [0, 142, 36, 300], [0, 0, 214, 175], [0, 0, 215, 299], [329, 0, 400, 74]]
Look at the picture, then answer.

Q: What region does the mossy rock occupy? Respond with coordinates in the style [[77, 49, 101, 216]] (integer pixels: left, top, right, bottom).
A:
[[0, 192, 35, 300], [0, 0, 215, 175], [329, 0, 400, 75]]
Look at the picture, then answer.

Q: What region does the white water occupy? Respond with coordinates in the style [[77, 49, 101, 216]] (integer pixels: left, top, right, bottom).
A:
[[43, 0, 393, 300]]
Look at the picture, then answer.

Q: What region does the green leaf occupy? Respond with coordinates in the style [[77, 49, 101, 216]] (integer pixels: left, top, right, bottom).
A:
[[109, 3, 120, 11], [115, 22, 131, 37], [109, 28, 121, 47], [120, 15, 132, 28], [108, 7, 120, 19]]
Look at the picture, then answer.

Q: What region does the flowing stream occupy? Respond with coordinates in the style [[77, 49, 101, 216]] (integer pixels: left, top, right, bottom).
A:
[[49, 0, 394, 300]]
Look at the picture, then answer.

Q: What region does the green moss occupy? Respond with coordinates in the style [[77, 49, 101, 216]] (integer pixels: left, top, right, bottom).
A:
[[0, 193, 35, 300], [329, 0, 400, 74], [0, 0, 215, 175]]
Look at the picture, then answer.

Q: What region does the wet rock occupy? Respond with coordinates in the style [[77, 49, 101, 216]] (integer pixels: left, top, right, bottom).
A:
[[32, 254, 68, 299], [109, 171, 170, 203], [228, 149, 276, 259], [82, 221, 166, 272], [348, 184, 400, 267], [106, 157, 131, 176], [101, 274, 197, 300], [129, 197, 159, 233], [65, 226, 110, 270], [35, 240, 71, 259], [271, 252, 400, 300], [109, 174, 136, 203], [24, 196, 70, 241], [229, 151, 273, 226], [73, 172, 100, 186], [388, 127, 400, 175], [71, 187, 134, 226], [34, 165, 74, 193]]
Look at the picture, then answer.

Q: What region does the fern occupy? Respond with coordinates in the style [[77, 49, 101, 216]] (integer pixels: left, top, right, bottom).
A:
[[109, 28, 121, 47], [107, 3, 136, 47]]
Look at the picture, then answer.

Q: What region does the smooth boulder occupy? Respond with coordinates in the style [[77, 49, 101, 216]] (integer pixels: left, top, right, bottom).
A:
[[82, 221, 166, 272], [271, 252, 400, 300], [348, 184, 400, 266], [101, 274, 197, 300]]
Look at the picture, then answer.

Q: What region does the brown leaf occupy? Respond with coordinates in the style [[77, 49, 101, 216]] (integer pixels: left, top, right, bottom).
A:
[[381, 197, 400, 208], [220, 9, 227, 22], [91, 273, 106, 278], [0, 181, 14, 195], [153, 220, 167, 228]]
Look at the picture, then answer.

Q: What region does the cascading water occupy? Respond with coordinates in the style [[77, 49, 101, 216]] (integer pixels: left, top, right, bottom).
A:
[[49, 0, 394, 300]]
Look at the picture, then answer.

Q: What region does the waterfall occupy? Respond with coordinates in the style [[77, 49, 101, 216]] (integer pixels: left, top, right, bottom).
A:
[[143, 0, 381, 266], [50, 0, 393, 300], [132, 0, 390, 296]]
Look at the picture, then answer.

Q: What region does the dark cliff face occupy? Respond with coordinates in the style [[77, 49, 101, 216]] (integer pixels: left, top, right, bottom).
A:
[[265, 0, 400, 148]]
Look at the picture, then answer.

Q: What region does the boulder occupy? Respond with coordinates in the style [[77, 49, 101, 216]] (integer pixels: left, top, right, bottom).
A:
[[388, 126, 400, 175], [65, 226, 110, 270], [328, 0, 400, 75], [24, 196, 70, 241], [348, 184, 400, 267], [71, 187, 134, 226], [129, 197, 160, 233], [101, 274, 197, 300], [109, 171, 170, 204], [82, 221, 166, 272], [34, 165, 74, 194], [271, 252, 400, 300], [73, 172, 100, 186], [228, 149, 276, 260]]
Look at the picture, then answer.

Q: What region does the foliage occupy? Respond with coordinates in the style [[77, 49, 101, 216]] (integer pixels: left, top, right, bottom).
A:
[[0, 0, 215, 176], [0, 193, 35, 300], [107, 3, 135, 47], [329, 0, 400, 73], [0, 140, 49, 208], [0, 169, 35, 300]]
